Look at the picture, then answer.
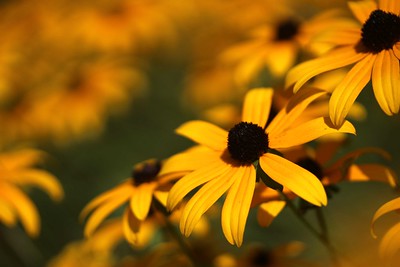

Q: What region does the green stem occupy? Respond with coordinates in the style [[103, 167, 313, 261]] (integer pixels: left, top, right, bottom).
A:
[[279, 192, 339, 266]]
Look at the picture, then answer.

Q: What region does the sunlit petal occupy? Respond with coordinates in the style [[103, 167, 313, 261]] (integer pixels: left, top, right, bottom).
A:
[[267, 87, 327, 135], [221, 166, 255, 247], [257, 201, 286, 227], [180, 168, 236, 237], [84, 193, 131, 237], [241, 88, 273, 127], [348, 0, 377, 24], [379, 0, 400, 13], [260, 154, 327, 206], [265, 42, 297, 77], [167, 162, 230, 211], [176, 120, 228, 151], [347, 164, 397, 185], [285, 46, 366, 92], [130, 183, 156, 221], [372, 50, 400, 115], [269, 117, 355, 149], [329, 54, 375, 127]]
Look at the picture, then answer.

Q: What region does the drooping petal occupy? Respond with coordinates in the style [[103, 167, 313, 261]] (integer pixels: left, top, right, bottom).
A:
[[257, 201, 286, 228], [84, 192, 131, 237], [285, 46, 367, 92], [348, 0, 377, 24], [234, 49, 266, 86], [267, 87, 327, 135], [265, 42, 298, 77], [167, 162, 230, 211], [372, 50, 400, 115], [122, 208, 140, 245], [346, 164, 397, 185], [371, 197, 400, 238], [0, 183, 40, 237], [87, 218, 124, 252], [175, 120, 228, 151], [80, 181, 133, 220], [379, 222, 400, 266], [260, 153, 327, 206], [221, 166, 255, 247], [130, 182, 156, 221], [179, 167, 236, 237], [0, 198, 16, 227], [241, 88, 273, 128], [9, 170, 64, 202], [329, 54, 375, 127], [379, 0, 400, 13], [269, 117, 355, 149]]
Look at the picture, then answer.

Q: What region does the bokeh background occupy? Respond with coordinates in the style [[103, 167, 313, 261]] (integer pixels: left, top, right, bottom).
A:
[[0, 0, 399, 266]]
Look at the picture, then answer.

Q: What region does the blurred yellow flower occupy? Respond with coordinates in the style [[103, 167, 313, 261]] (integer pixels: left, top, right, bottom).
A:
[[165, 88, 355, 247], [81, 159, 186, 246], [0, 148, 63, 237], [286, 0, 400, 126]]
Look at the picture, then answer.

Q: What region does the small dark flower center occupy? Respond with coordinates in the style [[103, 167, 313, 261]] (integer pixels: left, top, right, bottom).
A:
[[275, 19, 300, 41], [132, 159, 161, 185], [296, 157, 324, 180], [247, 247, 273, 267], [227, 122, 269, 165], [361, 9, 400, 53]]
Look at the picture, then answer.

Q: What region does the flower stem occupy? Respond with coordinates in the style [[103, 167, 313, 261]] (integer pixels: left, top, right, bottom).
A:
[[279, 192, 339, 266]]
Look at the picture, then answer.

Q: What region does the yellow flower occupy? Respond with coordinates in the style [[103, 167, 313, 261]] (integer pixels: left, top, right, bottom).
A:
[[165, 88, 355, 247], [81, 159, 185, 246], [0, 148, 64, 237], [253, 139, 397, 227], [220, 9, 353, 86], [286, 0, 400, 126]]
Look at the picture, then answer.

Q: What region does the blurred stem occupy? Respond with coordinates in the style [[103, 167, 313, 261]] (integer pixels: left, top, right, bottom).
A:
[[279, 192, 339, 266], [152, 198, 200, 267]]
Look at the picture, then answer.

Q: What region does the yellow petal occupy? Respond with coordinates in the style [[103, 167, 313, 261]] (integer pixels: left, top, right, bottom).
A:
[[175, 120, 228, 151], [122, 208, 140, 245], [267, 87, 327, 135], [241, 88, 274, 128], [260, 153, 327, 206], [80, 181, 133, 220], [0, 198, 16, 227], [167, 161, 230, 211], [379, 222, 400, 266], [10, 170, 64, 202], [0, 183, 40, 237], [87, 218, 124, 251], [371, 197, 400, 238], [153, 190, 169, 207], [347, 164, 397, 185], [159, 146, 220, 176], [130, 183, 156, 221], [348, 0, 377, 24], [221, 166, 255, 247], [179, 167, 236, 237], [379, 0, 400, 13], [285, 46, 366, 92], [84, 192, 131, 237], [269, 117, 355, 149], [257, 201, 286, 228], [372, 50, 400, 115], [234, 49, 266, 86], [329, 54, 375, 127], [265, 42, 297, 77]]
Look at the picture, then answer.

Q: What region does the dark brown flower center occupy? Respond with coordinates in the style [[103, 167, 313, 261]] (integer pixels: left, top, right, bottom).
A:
[[361, 9, 400, 53], [132, 159, 161, 185], [296, 157, 324, 180], [227, 122, 269, 165], [275, 19, 300, 41]]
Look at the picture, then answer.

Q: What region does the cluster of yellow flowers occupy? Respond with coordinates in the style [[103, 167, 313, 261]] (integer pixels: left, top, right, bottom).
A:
[[1, 0, 400, 266]]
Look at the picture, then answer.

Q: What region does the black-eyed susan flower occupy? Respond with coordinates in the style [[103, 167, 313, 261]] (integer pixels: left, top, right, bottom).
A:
[[286, 0, 400, 127], [81, 159, 186, 246], [0, 148, 63, 237], [165, 88, 355, 247], [219, 9, 354, 86], [252, 139, 397, 228]]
